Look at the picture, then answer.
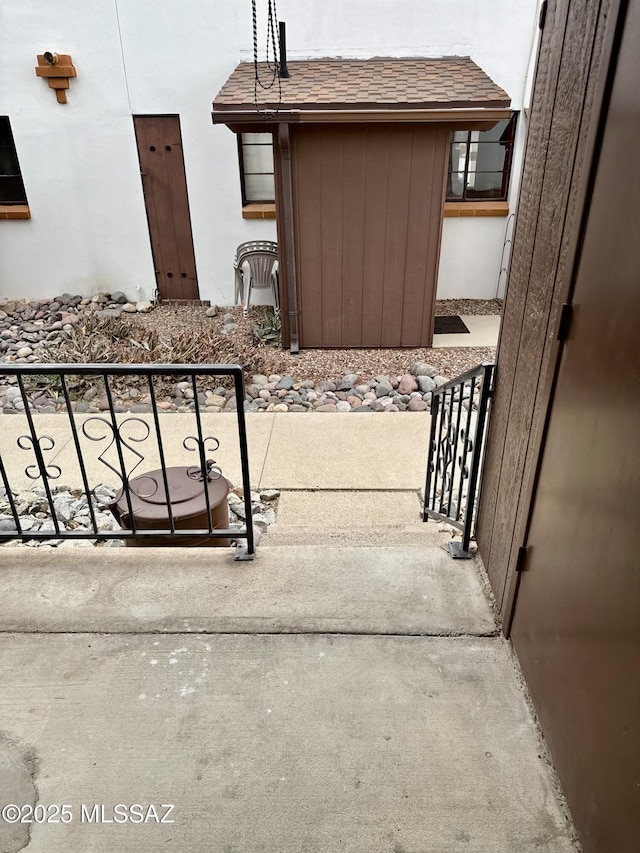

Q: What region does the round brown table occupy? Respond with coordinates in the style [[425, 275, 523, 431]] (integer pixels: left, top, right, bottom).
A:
[[109, 465, 230, 547]]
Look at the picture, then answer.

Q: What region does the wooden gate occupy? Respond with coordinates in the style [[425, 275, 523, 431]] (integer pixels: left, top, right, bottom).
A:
[[290, 124, 448, 348], [509, 1, 640, 848], [133, 115, 199, 301]]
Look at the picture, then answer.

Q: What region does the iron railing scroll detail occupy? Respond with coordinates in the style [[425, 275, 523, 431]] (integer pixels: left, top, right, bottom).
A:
[[423, 362, 495, 559], [0, 364, 255, 560]]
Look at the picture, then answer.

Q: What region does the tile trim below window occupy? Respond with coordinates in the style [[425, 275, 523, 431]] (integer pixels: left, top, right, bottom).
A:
[[242, 203, 276, 219], [444, 201, 509, 217], [0, 204, 30, 220]]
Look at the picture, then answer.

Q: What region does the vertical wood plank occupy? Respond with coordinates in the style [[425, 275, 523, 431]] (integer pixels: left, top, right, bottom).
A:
[[277, 123, 300, 351], [382, 126, 413, 346], [341, 127, 367, 346], [361, 127, 389, 347], [319, 127, 344, 346], [476, 0, 616, 617], [273, 129, 289, 345], [292, 127, 324, 348], [164, 119, 198, 298], [400, 127, 448, 346], [155, 118, 188, 297], [422, 129, 449, 347], [134, 117, 166, 294], [401, 128, 432, 346]]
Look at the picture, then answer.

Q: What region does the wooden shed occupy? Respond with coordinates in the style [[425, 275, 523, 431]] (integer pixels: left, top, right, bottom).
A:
[[213, 58, 510, 351]]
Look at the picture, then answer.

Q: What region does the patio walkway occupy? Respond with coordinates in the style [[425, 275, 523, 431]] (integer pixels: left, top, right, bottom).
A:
[[0, 411, 432, 492]]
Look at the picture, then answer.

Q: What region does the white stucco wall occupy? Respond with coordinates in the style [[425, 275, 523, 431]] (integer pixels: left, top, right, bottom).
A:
[[0, 0, 538, 303], [438, 218, 506, 300]]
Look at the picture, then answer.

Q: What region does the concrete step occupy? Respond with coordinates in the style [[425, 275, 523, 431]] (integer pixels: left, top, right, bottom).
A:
[[0, 544, 496, 636], [262, 520, 458, 548], [273, 488, 425, 526], [262, 488, 461, 547]]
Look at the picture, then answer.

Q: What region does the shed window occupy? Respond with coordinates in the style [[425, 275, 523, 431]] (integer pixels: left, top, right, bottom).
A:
[[0, 117, 28, 205], [447, 113, 517, 201], [236, 121, 518, 208], [238, 132, 275, 204]]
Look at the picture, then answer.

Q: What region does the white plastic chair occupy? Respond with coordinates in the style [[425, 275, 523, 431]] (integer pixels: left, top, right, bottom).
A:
[[233, 240, 279, 315]]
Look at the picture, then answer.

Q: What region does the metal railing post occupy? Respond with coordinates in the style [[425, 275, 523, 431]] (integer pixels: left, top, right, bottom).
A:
[[423, 362, 495, 559], [234, 368, 255, 560]]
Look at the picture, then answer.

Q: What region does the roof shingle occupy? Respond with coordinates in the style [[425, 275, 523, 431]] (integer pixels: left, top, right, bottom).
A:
[[213, 57, 510, 113]]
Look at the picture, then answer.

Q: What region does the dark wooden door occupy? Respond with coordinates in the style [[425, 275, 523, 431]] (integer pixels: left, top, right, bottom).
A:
[[290, 124, 448, 348], [510, 2, 640, 850], [133, 115, 199, 300]]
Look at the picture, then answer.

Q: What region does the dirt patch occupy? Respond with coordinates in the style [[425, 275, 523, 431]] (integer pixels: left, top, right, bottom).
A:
[[99, 302, 499, 385]]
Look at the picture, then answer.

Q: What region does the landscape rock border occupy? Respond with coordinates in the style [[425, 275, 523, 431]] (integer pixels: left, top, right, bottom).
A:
[[0, 295, 457, 414], [0, 483, 280, 549]]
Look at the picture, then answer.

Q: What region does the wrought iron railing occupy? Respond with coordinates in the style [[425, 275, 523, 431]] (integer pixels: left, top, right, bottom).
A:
[[423, 362, 495, 559], [0, 364, 255, 559]]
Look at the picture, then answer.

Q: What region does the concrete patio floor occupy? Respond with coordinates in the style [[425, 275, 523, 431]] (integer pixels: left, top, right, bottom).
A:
[[0, 407, 578, 852], [432, 314, 500, 349], [0, 630, 576, 853], [0, 545, 577, 853]]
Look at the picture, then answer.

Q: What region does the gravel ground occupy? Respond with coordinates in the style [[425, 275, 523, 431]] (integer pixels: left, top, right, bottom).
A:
[[0, 295, 499, 384], [433, 298, 502, 316], [116, 300, 500, 385]]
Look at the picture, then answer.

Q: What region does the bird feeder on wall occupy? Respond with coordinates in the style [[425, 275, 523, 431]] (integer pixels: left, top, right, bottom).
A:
[[35, 52, 76, 103]]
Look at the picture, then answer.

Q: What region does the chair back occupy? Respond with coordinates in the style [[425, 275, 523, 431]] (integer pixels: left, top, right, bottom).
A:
[[234, 240, 277, 265], [234, 241, 278, 289], [244, 254, 278, 289]]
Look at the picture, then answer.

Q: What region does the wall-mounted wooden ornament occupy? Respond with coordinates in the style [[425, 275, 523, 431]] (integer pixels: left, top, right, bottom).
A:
[[35, 53, 77, 104]]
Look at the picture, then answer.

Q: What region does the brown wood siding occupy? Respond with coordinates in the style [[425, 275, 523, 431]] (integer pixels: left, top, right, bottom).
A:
[[510, 0, 640, 846], [476, 0, 618, 615], [133, 116, 199, 301], [290, 125, 447, 348]]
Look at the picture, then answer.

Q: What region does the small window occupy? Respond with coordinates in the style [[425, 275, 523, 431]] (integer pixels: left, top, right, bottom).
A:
[[0, 117, 28, 205], [238, 132, 275, 205], [446, 113, 517, 202]]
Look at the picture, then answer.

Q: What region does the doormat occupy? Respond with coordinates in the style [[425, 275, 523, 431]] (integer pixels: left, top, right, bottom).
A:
[[434, 315, 470, 334]]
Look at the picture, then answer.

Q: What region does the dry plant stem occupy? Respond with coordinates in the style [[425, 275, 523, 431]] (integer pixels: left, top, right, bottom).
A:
[[47, 302, 500, 385]]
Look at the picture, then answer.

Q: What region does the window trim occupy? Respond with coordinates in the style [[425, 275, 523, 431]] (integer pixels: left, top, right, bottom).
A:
[[0, 117, 29, 208], [237, 132, 276, 207], [446, 112, 517, 203]]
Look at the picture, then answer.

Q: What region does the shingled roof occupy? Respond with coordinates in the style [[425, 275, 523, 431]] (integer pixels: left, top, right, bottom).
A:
[[213, 57, 510, 123]]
